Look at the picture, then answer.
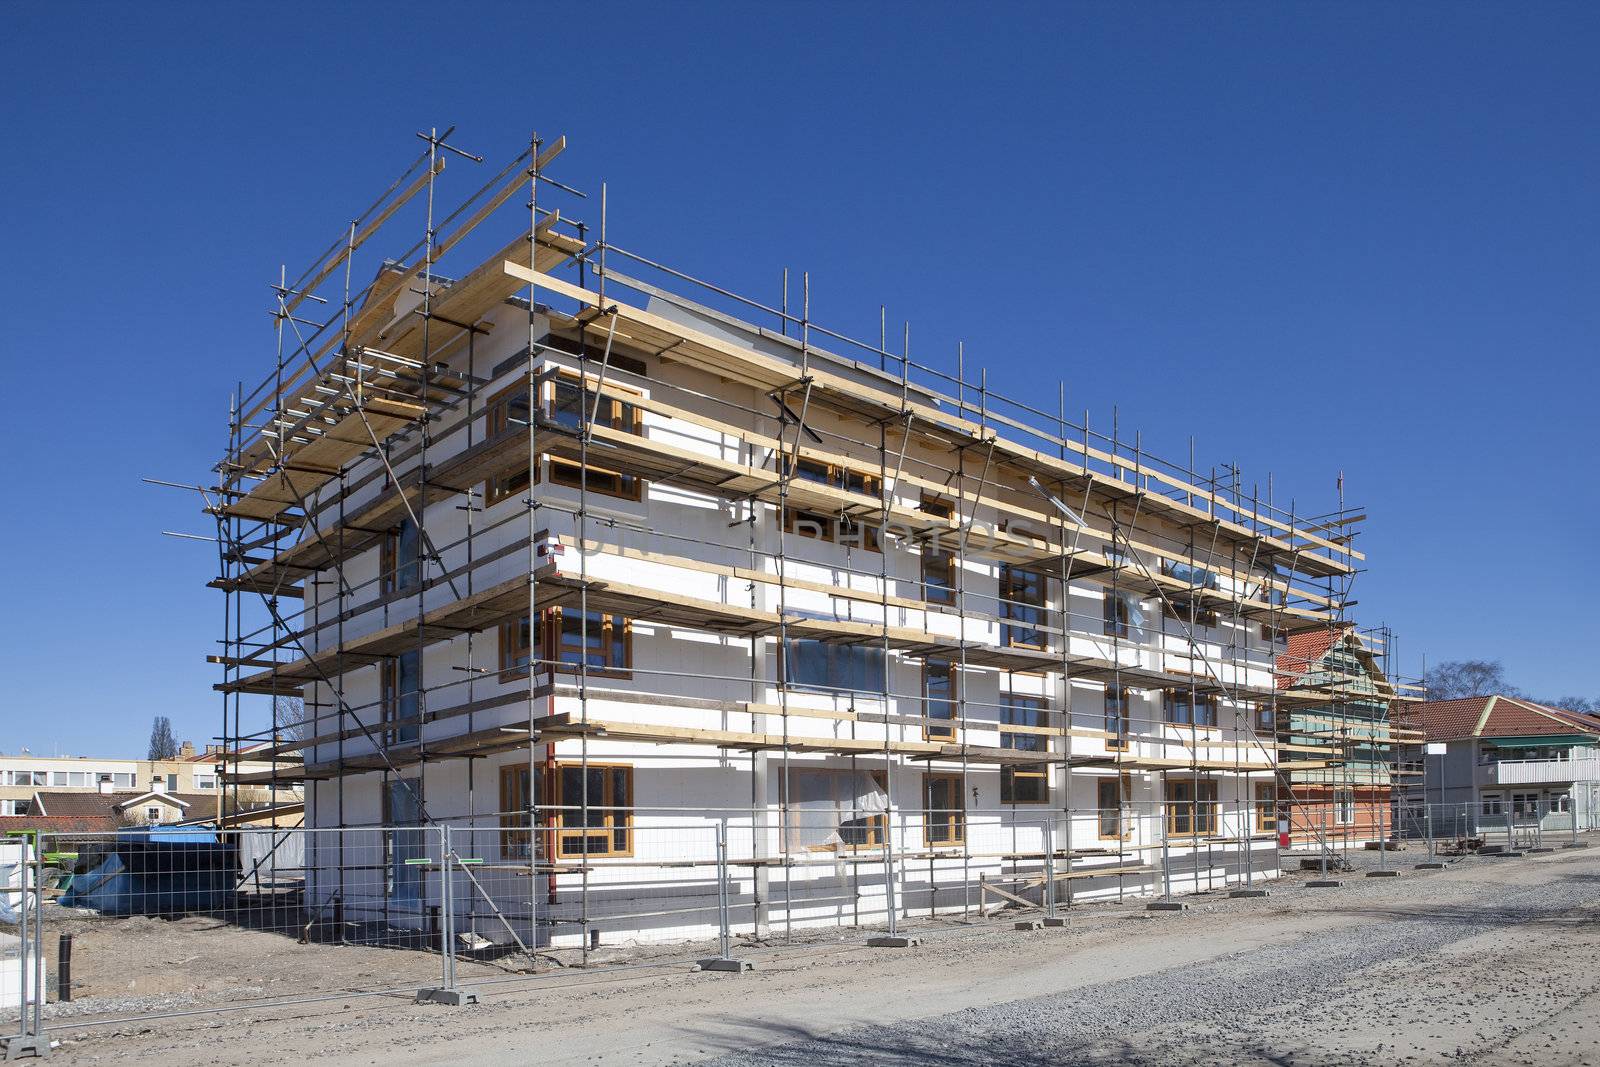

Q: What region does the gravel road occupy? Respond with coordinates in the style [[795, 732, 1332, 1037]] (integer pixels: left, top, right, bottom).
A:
[[38, 845, 1600, 1066]]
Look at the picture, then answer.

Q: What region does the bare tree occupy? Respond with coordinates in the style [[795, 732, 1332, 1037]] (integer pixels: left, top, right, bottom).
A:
[[147, 715, 178, 760], [1424, 659, 1516, 701], [273, 695, 312, 743]]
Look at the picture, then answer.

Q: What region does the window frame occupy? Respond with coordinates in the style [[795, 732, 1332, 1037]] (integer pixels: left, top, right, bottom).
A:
[[923, 772, 966, 847], [1104, 685, 1130, 751], [498, 763, 537, 862], [1000, 564, 1047, 650], [918, 496, 957, 606], [1097, 773, 1133, 839], [551, 761, 634, 859], [922, 658, 957, 742], [1165, 777, 1219, 837], [380, 517, 422, 597], [497, 608, 633, 680], [1001, 762, 1050, 805], [381, 648, 422, 745], [1254, 781, 1278, 834], [1163, 689, 1219, 729]]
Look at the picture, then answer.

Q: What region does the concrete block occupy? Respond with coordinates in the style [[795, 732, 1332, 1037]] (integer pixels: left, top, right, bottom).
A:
[[696, 957, 754, 973], [866, 935, 920, 948], [1013, 920, 1044, 931], [1042, 917, 1068, 927], [1228, 889, 1269, 898], [1529, 847, 1555, 853], [1146, 901, 1187, 912], [1414, 862, 1447, 870], [1563, 842, 1590, 849], [415, 987, 480, 1006], [1366, 869, 1401, 878], [1305, 880, 1344, 888]]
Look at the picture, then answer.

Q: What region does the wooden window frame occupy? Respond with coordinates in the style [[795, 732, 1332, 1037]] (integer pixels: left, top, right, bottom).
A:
[[1103, 591, 1132, 639], [1165, 778, 1219, 837], [380, 518, 422, 597], [1104, 685, 1130, 751], [1163, 596, 1218, 629], [499, 764, 537, 861], [1163, 690, 1219, 729], [781, 461, 883, 553], [923, 772, 965, 847], [922, 658, 957, 742], [919, 496, 956, 606], [551, 761, 634, 859], [1097, 773, 1134, 840], [497, 609, 632, 680], [381, 649, 421, 746], [1000, 564, 1048, 650], [1254, 782, 1278, 834], [999, 694, 1048, 754], [484, 380, 533, 507], [1001, 763, 1049, 805]]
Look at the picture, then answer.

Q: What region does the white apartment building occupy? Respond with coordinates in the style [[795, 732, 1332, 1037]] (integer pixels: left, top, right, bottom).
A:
[[213, 137, 1364, 948]]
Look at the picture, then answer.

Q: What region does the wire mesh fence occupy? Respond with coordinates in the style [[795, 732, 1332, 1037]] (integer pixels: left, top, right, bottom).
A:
[[4, 796, 1594, 1047]]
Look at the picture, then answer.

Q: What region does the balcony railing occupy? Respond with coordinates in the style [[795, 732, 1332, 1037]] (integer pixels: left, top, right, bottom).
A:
[[1483, 756, 1600, 785]]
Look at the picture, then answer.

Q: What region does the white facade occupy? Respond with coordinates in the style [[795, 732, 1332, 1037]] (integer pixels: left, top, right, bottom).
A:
[[219, 237, 1355, 948]]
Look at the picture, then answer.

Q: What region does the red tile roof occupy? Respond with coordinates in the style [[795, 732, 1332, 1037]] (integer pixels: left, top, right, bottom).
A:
[[1276, 628, 1342, 688], [1415, 695, 1600, 742]]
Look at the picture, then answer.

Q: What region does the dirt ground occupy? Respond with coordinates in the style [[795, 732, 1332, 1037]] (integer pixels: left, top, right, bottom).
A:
[[21, 842, 1600, 1065]]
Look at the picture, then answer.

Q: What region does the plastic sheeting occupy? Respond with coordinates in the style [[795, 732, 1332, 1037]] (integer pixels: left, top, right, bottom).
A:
[[58, 830, 238, 916]]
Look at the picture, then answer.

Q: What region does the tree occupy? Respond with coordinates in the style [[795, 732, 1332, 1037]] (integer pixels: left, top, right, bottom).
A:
[[147, 715, 178, 760], [274, 695, 311, 742], [1424, 659, 1515, 701]]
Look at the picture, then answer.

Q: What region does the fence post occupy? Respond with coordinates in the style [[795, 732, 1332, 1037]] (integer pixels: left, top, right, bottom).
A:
[[698, 817, 753, 971], [1042, 820, 1061, 925], [2, 839, 49, 1059], [867, 812, 918, 947], [414, 825, 477, 1006]]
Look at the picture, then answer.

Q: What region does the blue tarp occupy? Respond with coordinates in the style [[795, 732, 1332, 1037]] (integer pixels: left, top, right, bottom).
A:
[[59, 828, 237, 915]]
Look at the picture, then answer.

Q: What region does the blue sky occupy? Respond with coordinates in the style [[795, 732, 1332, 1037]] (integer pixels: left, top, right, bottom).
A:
[[4, 2, 1596, 757]]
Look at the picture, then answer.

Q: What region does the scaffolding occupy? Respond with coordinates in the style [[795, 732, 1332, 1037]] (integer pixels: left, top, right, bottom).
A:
[[205, 129, 1418, 950]]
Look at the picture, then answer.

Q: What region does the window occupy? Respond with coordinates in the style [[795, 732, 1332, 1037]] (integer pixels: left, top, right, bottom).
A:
[[0, 800, 25, 816], [1103, 592, 1133, 639], [1104, 685, 1129, 751], [922, 659, 956, 741], [1000, 565, 1046, 649], [919, 497, 956, 606], [146, 806, 163, 822], [51, 771, 92, 788], [1336, 789, 1356, 825], [383, 778, 425, 902], [382, 649, 421, 745], [1000, 695, 1047, 753], [8, 771, 47, 787], [1480, 793, 1503, 817], [1254, 782, 1278, 834], [193, 774, 217, 791], [1165, 778, 1218, 836], [381, 517, 422, 596], [112, 772, 135, 789], [484, 382, 533, 506], [1260, 623, 1287, 645], [782, 638, 885, 693], [782, 769, 887, 851], [1253, 703, 1275, 733], [1511, 792, 1540, 818], [1164, 690, 1218, 728], [924, 773, 965, 846], [483, 374, 645, 506], [1163, 597, 1218, 629], [499, 764, 536, 861], [552, 763, 633, 858], [1001, 764, 1049, 805], [781, 458, 882, 551], [166, 774, 178, 792], [498, 610, 631, 678], [1160, 558, 1218, 589], [1552, 793, 1572, 814], [546, 374, 644, 500], [1098, 775, 1132, 839]]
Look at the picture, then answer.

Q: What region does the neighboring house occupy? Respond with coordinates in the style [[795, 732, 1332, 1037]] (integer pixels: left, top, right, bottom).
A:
[[1413, 695, 1600, 833], [1275, 626, 1402, 845], [0, 741, 301, 828], [24, 789, 219, 832]]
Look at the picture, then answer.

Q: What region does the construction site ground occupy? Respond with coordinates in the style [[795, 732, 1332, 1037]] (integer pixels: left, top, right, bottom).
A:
[[29, 840, 1600, 1065]]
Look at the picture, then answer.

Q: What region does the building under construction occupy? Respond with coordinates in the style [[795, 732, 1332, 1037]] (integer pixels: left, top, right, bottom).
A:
[[208, 130, 1417, 949]]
